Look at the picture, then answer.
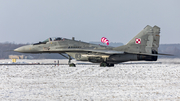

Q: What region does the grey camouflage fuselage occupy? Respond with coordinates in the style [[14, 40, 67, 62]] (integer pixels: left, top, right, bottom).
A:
[[14, 25, 161, 65]]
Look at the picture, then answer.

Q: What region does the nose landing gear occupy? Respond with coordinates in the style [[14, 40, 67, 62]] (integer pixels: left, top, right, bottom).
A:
[[68, 55, 76, 67], [59, 53, 76, 67]]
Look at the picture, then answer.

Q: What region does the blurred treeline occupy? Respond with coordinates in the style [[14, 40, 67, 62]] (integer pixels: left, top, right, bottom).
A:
[[0, 42, 180, 59], [158, 44, 180, 58]]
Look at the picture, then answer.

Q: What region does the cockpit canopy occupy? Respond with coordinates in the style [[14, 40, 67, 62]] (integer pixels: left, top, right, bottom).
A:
[[33, 37, 63, 45], [42, 37, 63, 42]]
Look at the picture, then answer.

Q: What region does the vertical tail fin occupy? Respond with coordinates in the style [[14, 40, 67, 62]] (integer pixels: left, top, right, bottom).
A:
[[151, 26, 160, 53], [115, 25, 160, 54]]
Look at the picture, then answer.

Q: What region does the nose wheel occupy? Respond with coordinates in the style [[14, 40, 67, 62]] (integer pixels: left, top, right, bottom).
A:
[[68, 55, 76, 67], [69, 63, 76, 67]]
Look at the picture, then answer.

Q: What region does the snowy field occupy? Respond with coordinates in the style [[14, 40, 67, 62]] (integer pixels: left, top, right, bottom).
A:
[[0, 58, 180, 100]]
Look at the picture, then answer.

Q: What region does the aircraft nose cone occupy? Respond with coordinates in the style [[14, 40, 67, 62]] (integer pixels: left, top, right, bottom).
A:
[[14, 45, 33, 53], [14, 47, 24, 52], [14, 48, 18, 52]]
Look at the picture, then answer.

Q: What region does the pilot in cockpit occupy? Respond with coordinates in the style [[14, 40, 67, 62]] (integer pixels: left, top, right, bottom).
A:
[[49, 38, 52, 41], [54, 37, 62, 41]]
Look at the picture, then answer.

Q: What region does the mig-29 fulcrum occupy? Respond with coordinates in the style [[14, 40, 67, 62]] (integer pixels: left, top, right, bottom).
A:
[[14, 25, 171, 67]]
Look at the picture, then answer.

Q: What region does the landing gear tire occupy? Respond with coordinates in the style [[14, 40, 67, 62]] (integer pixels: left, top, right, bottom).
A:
[[107, 63, 114, 67], [69, 63, 76, 67], [100, 62, 107, 67], [100, 62, 114, 67], [67, 55, 76, 67]]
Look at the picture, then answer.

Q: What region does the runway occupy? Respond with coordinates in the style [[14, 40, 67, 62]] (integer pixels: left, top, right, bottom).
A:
[[0, 58, 180, 100]]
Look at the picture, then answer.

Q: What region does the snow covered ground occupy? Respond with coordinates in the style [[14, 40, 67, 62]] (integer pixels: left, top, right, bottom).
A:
[[0, 58, 180, 100]]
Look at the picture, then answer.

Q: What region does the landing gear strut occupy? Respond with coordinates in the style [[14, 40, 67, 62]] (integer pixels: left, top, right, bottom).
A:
[[68, 55, 76, 67], [59, 53, 76, 67]]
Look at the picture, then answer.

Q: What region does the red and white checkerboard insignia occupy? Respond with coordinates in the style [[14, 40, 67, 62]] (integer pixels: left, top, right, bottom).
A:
[[135, 38, 141, 44]]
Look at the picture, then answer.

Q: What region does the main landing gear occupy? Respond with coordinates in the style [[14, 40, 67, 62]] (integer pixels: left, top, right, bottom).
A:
[[100, 62, 114, 67]]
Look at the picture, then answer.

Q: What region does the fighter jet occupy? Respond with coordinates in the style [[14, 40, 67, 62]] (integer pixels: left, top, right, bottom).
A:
[[14, 25, 170, 67]]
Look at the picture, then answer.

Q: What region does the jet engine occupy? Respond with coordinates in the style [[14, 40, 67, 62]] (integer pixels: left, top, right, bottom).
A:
[[137, 50, 158, 61]]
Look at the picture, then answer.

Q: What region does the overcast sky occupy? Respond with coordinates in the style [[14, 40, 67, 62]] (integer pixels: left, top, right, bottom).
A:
[[0, 0, 180, 44]]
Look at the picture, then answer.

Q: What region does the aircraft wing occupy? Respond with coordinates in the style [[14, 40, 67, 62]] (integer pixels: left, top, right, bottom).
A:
[[87, 50, 124, 54], [48, 48, 124, 55], [48, 48, 173, 56]]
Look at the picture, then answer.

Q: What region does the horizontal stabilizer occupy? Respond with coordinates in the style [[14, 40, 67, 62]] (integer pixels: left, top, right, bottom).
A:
[[157, 53, 174, 56], [127, 52, 173, 56]]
